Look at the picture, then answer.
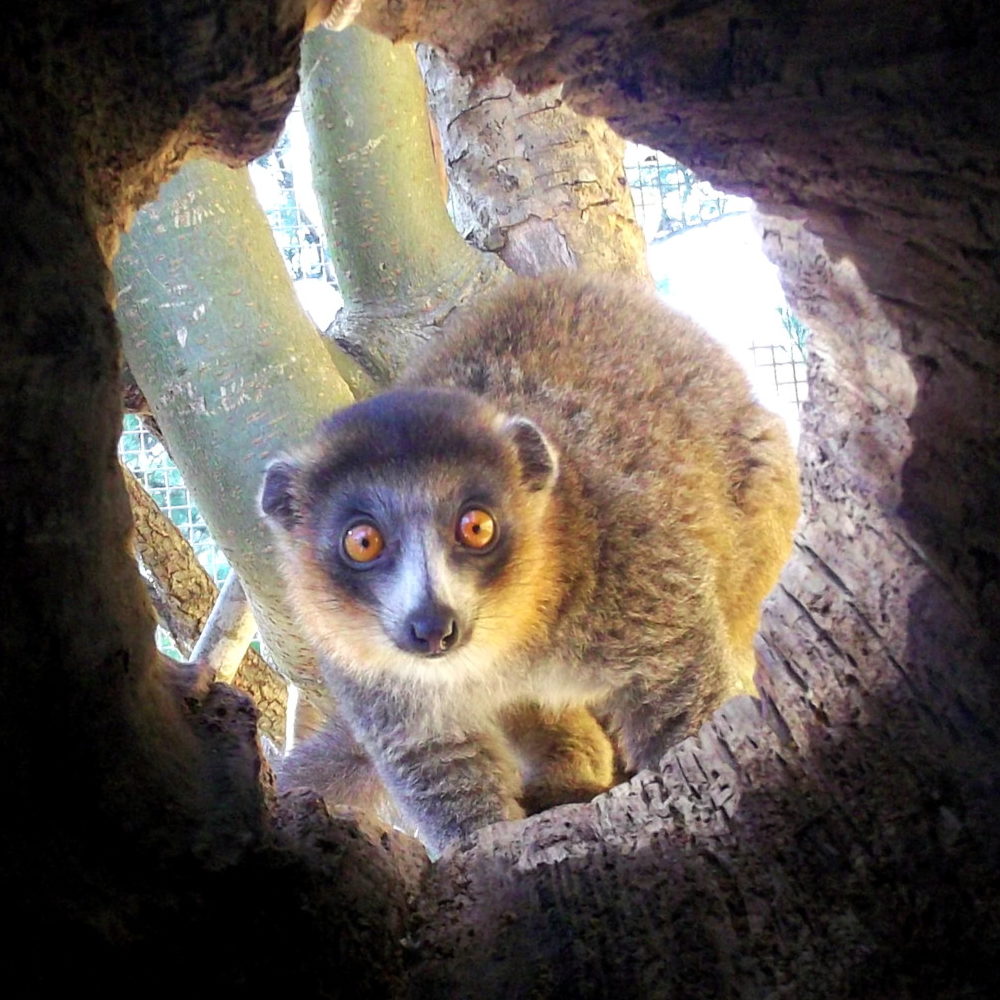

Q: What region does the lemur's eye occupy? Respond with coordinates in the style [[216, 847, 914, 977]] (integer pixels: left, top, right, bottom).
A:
[[456, 509, 496, 550], [343, 523, 385, 563]]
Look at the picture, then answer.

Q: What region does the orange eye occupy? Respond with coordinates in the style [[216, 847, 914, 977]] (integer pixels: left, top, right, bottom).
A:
[[456, 509, 496, 550], [343, 523, 385, 563]]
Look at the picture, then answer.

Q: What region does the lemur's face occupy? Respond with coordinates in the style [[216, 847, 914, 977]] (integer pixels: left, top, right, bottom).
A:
[[261, 388, 561, 687]]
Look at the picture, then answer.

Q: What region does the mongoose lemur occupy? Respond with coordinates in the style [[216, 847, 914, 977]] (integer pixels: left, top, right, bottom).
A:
[[261, 271, 800, 852]]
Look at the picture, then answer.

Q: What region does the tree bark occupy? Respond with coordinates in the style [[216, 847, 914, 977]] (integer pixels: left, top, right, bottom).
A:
[[417, 45, 650, 280], [124, 463, 219, 653], [3, 5, 420, 995], [123, 465, 288, 744]]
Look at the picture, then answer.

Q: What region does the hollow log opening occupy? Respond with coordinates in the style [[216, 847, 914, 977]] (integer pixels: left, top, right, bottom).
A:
[[2, 1, 997, 997]]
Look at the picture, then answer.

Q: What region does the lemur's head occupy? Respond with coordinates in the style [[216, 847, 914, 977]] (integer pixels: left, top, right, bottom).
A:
[[260, 388, 562, 686]]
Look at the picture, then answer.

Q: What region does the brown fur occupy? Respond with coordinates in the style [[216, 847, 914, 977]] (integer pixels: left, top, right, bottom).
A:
[[262, 271, 800, 852]]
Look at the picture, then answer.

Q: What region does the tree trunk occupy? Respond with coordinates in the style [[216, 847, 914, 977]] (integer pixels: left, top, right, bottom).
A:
[[417, 45, 650, 280], [4, 2, 1000, 997], [123, 465, 287, 745], [124, 463, 220, 654], [115, 157, 356, 723], [300, 25, 504, 383]]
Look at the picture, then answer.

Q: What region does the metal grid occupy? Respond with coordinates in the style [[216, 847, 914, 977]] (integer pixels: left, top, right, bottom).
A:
[[250, 126, 335, 284], [624, 143, 742, 242], [755, 305, 810, 410], [623, 144, 810, 412], [750, 342, 809, 409], [118, 415, 231, 587]]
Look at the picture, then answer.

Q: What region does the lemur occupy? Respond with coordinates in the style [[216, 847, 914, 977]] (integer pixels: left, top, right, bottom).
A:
[[261, 271, 800, 853]]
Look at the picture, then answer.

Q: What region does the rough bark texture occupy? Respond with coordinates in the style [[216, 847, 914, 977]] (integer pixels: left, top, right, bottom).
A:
[[124, 465, 288, 744], [123, 464, 219, 655], [417, 45, 650, 279], [4, 1, 1000, 997]]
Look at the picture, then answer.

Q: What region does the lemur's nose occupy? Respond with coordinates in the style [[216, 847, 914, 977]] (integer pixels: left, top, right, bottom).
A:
[[403, 605, 458, 656]]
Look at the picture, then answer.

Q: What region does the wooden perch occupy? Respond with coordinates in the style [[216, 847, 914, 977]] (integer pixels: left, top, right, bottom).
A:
[[189, 571, 258, 685]]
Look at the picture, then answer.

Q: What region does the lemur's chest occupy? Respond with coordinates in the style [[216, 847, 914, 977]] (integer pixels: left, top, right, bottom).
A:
[[512, 654, 615, 708]]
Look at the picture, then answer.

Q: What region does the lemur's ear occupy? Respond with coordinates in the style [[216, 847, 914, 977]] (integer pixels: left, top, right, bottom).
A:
[[259, 456, 302, 532], [501, 415, 559, 493]]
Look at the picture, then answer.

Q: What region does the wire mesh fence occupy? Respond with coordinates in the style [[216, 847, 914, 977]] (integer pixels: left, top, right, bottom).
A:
[[119, 415, 231, 586], [622, 143, 810, 415], [119, 415, 230, 655], [624, 144, 741, 243], [750, 341, 809, 410], [757, 305, 810, 411], [251, 128, 335, 285]]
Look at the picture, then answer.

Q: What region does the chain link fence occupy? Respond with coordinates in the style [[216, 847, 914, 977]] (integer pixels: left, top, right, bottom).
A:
[[625, 144, 738, 243], [623, 143, 809, 418], [119, 414, 232, 587]]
